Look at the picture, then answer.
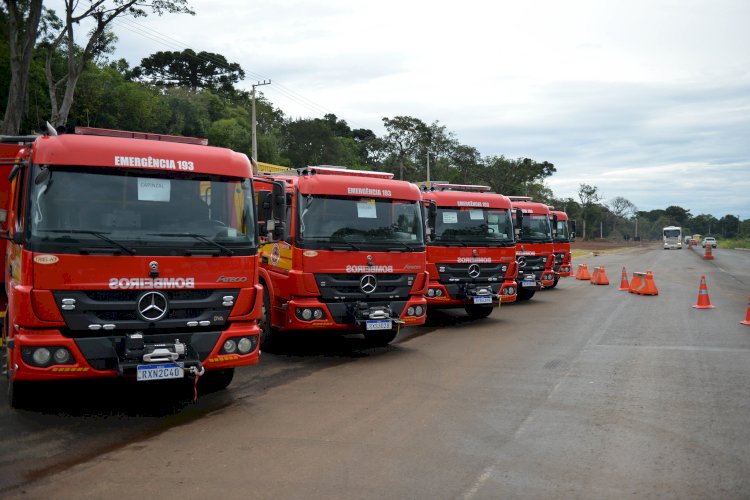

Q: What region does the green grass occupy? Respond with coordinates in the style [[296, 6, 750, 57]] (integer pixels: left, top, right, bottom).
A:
[[718, 238, 750, 249]]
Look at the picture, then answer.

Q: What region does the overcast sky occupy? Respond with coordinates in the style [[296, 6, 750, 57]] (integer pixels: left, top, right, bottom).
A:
[[89, 0, 749, 218]]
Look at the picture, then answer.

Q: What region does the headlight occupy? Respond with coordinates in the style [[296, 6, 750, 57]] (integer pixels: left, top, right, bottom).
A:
[[301, 308, 313, 320], [435, 289, 443, 297], [237, 337, 253, 354], [32, 347, 52, 366], [427, 288, 435, 297], [223, 339, 237, 354], [53, 348, 71, 364], [407, 306, 415, 316], [415, 305, 424, 316], [313, 308, 323, 320]]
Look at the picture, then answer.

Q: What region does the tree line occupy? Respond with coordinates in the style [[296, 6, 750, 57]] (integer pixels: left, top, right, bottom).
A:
[[2, 1, 747, 241]]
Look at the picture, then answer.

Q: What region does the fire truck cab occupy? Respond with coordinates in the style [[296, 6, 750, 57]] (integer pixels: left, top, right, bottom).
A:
[[419, 182, 517, 318], [1, 127, 262, 408], [254, 166, 428, 346], [549, 208, 575, 287], [509, 196, 556, 301]]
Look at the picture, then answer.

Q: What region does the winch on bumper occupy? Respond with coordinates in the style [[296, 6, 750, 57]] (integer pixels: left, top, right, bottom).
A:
[[353, 302, 404, 332], [116, 333, 204, 381]]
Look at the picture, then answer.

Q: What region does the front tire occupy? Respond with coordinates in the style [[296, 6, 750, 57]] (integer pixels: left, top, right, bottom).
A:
[[364, 329, 399, 347], [464, 304, 494, 318], [259, 287, 273, 348], [8, 378, 31, 410], [516, 287, 536, 301], [547, 277, 560, 289], [197, 368, 235, 394]]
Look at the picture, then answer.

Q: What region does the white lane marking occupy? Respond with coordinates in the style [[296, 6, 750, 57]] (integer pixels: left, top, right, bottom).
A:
[[594, 345, 750, 353]]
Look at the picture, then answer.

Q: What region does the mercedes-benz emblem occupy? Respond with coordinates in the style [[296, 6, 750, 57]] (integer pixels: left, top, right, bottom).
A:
[[360, 274, 378, 294], [137, 291, 169, 321], [468, 264, 481, 278], [517, 256, 527, 268]]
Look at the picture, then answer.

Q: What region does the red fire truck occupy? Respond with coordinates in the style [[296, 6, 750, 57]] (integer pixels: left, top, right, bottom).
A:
[[419, 183, 517, 318], [548, 208, 575, 287], [254, 166, 427, 346], [508, 196, 556, 301], [1, 127, 262, 408]]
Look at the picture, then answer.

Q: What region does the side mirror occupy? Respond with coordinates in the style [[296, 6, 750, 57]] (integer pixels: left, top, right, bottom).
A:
[[271, 180, 286, 240], [427, 201, 437, 236], [551, 214, 558, 238], [514, 208, 523, 238]]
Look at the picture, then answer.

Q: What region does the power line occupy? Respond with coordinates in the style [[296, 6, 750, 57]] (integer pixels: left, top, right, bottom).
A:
[[108, 16, 355, 123]]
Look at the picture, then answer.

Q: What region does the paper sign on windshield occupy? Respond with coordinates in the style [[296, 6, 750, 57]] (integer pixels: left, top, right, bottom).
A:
[[357, 200, 377, 218], [442, 211, 458, 224], [137, 178, 171, 202], [469, 209, 484, 220]]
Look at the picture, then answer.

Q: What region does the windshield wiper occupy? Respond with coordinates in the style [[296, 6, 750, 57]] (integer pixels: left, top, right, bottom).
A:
[[384, 241, 416, 251], [39, 229, 136, 255], [148, 232, 234, 256], [327, 240, 361, 251]]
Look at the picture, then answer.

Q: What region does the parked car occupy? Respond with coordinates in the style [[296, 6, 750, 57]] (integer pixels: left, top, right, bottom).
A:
[[702, 237, 717, 248]]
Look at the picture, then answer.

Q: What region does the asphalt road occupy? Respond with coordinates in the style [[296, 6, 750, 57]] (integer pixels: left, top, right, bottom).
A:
[[2, 245, 750, 499]]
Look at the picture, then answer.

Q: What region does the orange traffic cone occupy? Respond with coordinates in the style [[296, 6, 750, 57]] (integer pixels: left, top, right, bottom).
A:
[[618, 267, 630, 291], [692, 275, 715, 309], [590, 266, 610, 285], [740, 296, 750, 325], [576, 264, 590, 280], [641, 270, 659, 295], [589, 266, 599, 284], [703, 244, 714, 260]]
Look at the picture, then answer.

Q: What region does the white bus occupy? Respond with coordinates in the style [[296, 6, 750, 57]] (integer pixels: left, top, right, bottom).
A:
[[663, 226, 682, 249]]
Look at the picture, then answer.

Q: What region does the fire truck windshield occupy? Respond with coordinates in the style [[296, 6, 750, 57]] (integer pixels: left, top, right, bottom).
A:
[[298, 195, 424, 250], [553, 220, 570, 242], [432, 207, 513, 245], [516, 214, 552, 242], [27, 165, 257, 255]]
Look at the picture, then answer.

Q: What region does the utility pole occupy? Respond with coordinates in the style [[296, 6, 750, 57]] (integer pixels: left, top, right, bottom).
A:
[[426, 152, 431, 183], [251, 80, 271, 162]]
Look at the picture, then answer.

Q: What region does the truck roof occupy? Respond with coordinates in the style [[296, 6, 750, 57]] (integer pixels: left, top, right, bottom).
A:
[[25, 133, 252, 177], [549, 209, 569, 220], [420, 189, 512, 209], [510, 199, 551, 215], [261, 169, 421, 201]]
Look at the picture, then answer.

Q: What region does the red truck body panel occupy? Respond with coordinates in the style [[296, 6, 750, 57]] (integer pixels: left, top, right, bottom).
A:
[[421, 188, 518, 312], [550, 210, 572, 278], [255, 168, 427, 340], [1, 130, 261, 391], [510, 199, 556, 296]]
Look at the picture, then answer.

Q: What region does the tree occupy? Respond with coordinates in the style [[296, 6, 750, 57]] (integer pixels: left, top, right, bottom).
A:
[[664, 205, 691, 227], [134, 49, 244, 93], [481, 156, 556, 197], [42, 0, 193, 128], [381, 116, 429, 180], [578, 183, 601, 239], [1, 0, 43, 134]]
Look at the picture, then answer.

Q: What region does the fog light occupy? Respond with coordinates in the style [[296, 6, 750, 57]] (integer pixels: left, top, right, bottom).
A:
[[415, 305, 424, 316], [53, 348, 71, 364], [237, 337, 253, 354], [223, 339, 237, 354], [407, 306, 415, 316], [301, 308, 313, 320], [427, 288, 435, 297], [32, 347, 51, 366], [313, 308, 323, 320]]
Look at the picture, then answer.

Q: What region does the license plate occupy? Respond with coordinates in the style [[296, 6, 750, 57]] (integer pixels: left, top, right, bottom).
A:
[[365, 319, 392, 331], [136, 363, 184, 382], [521, 280, 536, 288], [473, 296, 493, 304]]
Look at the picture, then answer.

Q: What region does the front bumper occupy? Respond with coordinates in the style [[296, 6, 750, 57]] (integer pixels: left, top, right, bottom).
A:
[[278, 295, 427, 332], [8, 322, 260, 382]]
